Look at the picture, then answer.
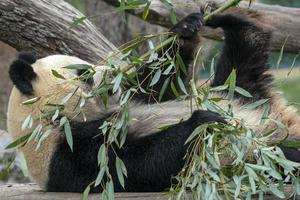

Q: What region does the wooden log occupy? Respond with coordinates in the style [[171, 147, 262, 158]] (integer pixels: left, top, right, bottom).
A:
[[0, 183, 169, 200], [0, 0, 118, 62], [0, 183, 299, 200], [102, 0, 300, 53]]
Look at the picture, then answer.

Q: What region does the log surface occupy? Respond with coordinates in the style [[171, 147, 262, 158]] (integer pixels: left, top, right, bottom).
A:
[[0, 183, 169, 200], [0, 183, 299, 200], [103, 0, 300, 53], [0, 0, 118, 62]]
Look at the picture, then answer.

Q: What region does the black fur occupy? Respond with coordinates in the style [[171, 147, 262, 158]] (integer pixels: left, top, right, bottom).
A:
[[9, 59, 37, 95], [18, 52, 36, 64], [135, 13, 203, 103], [279, 145, 300, 163], [47, 110, 225, 192], [207, 9, 273, 101]]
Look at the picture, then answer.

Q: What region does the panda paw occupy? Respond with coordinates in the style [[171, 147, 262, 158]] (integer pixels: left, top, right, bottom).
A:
[[171, 13, 203, 38]]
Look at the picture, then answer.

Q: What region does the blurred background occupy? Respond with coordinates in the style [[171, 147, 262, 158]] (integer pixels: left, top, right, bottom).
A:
[[0, 0, 299, 184]]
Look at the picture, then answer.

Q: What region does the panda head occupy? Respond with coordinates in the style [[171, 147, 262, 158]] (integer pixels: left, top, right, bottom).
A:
[[7, 52, 116, 139]]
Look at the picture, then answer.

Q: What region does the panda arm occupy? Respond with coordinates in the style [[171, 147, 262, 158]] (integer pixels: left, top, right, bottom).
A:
[[134, 13, 203, 103], [118, 110, 225, 192], [207, 8, 274, 101]]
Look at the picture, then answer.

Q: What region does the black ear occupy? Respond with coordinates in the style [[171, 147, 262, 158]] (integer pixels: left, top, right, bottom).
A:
[[18, 51, 36, 64], [9, 54, 37, 95]]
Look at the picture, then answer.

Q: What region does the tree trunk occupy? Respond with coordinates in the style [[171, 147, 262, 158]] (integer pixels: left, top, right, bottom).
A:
[[0, 0, 118, 62], [102, 0, 300, 53]]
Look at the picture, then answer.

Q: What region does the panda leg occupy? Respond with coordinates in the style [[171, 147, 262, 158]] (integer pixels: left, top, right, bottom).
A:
[[207, 8, 274, 101], [135, 13, 203, 102]]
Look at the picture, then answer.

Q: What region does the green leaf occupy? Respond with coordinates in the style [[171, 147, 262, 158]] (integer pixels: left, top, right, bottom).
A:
[[59, 116, 67, 127], [280, 140, 300, 147], [81, 185, 91, 200], [226, 69, 236, 99], [185, 124, 208, 145], [113, 73, 123, 93], [21, 115, 33, 130], [177, 76, 187, 95], [97, 144, 107, 166], [5, 133, 31, 149], [242, 99, 269, 110], [107, 181, 115, 200], [51, 69, 65, 80], [235, 87, 252, 98], [18, 152, 29, 177], [170, 80, 179, 97], [271, 186, 285, 198], [163, 63, 173, 75], [120, 90, 131, 106], [63, 64, 92, 70], [28, 124, 42, 142], [176, 54, 187, 75], [60, 87, 79, 105], [149, 69, 161, 86], [142, 1, 151, 20], [210, 85, 228, 92], [36, 129, 52, 150], [21, 97, 41, 105], [64, 120, 73, 152], [95, 167, 106, 186], [159, 77, 170, 102], [170, 8, 177, 25], [233, 176, 242, 199], [52, 109, 59, 122], [116, 157, 125, 188], [246, 163, 271, 171]]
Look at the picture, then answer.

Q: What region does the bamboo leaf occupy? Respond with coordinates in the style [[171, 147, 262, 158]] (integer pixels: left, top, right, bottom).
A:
[[95, 167, 106, 186], [177, 76, 187, 95], [142, 1, 151, 20], [21, 115, 33, 130], [116, 157, 125, 188], [159, 77, 170, 102], [64, 64, 92, 70], [235, 87, 252, 98], [242, 99, 269, 110], [21, 97, 41, 105], [51, 69, 65, 80], [52, 109, 59, 122], [170, 80, 179, 97], [149, 69, 161, 86], [64, 120, 73, 152], [81, 185, 91, 200], [5, 133, 31, 149], [113, 73, 123, 93]]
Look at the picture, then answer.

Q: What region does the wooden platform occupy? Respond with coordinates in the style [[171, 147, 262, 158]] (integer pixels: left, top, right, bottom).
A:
[[0, 183, 299, 200]]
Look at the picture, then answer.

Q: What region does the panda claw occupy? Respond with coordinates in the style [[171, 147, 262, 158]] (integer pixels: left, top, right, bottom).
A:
[[171, 12, 203, 38]]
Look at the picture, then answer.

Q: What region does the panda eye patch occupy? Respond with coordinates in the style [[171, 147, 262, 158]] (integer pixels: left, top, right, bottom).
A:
[[76, 69, 94, 85]]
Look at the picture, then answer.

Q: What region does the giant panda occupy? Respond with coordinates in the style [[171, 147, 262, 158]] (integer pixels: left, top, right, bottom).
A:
[[6, 8, 300, 193]]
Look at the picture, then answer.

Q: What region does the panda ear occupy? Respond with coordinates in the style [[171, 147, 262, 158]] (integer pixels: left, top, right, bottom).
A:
[[9, 57, 37, 95], [18, 51, 36, 64]]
